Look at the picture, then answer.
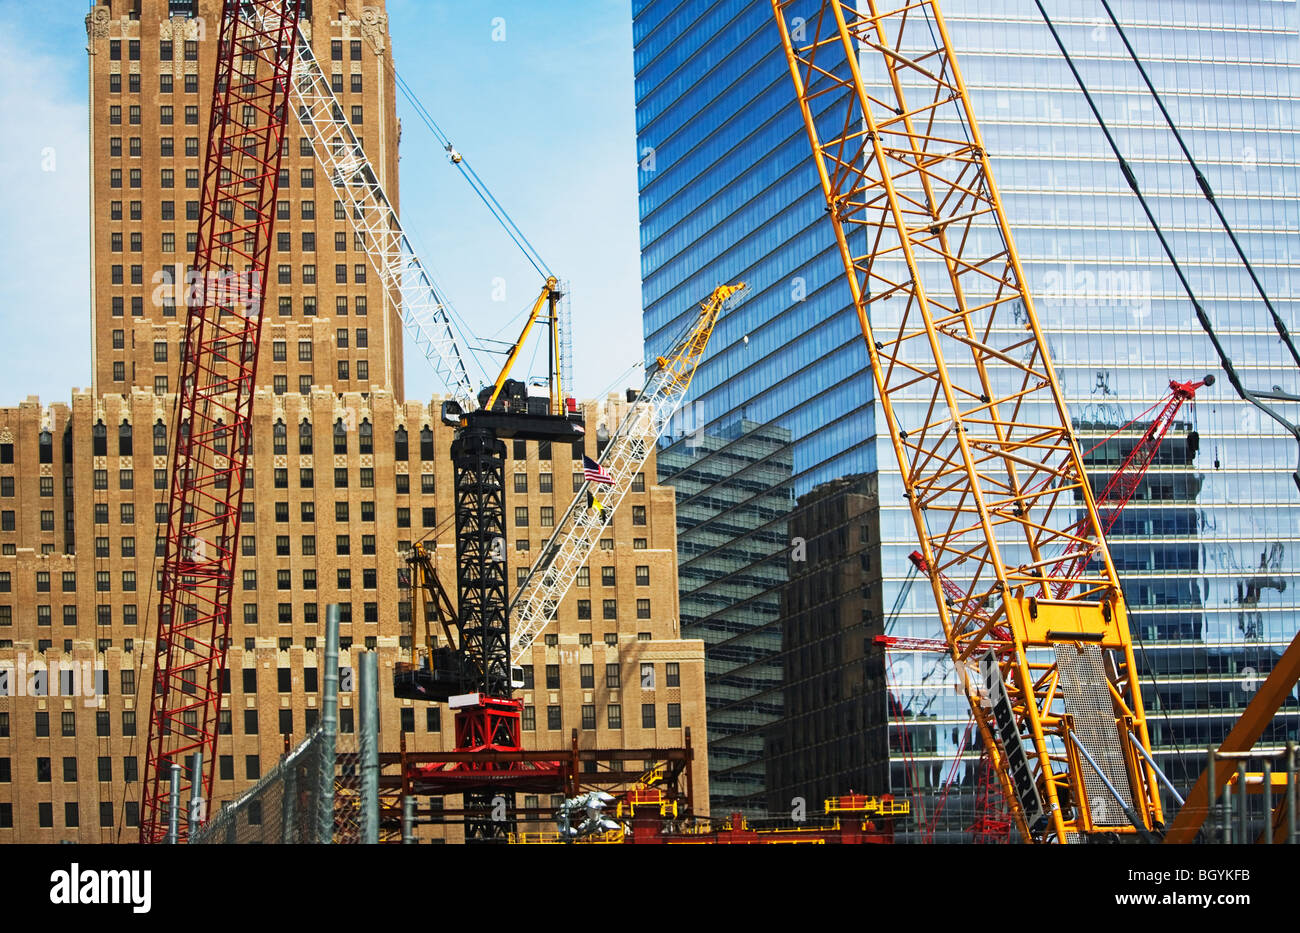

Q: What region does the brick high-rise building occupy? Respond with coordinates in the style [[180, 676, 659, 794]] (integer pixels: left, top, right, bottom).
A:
[[86, 0, 405, 397], [0, 0, 709, 842], [0, 391, 707, 842]]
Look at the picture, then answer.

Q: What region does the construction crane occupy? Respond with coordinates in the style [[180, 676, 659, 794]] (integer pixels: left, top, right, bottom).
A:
[[509, 283, 746, 663], [883, 375, 1212, 841], [389, 277, 583, 841], [1053, 375, 1212, 594], [246, 5, 478, 407], [394, 282, 741, 840], [773, 0, 1167, 842], [140, 0, 304, 843]]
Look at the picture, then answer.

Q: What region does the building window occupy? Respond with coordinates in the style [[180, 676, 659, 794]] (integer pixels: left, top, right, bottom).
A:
[[636, 599, 651, 619], [607, 704, 622, 729], [601, 567, 616, 587], [546, 706, 561, 730], [666, 662, 680, 688], [641, 704, 656, 729]]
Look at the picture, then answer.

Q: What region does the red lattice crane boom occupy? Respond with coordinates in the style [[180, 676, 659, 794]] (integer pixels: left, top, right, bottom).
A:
[[140, 0, 303, 843], [1052, 375, 1212, 595]]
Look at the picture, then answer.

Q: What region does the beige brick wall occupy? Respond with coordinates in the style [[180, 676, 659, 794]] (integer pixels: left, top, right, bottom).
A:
[[86, 0, 405, 398], [0, 0, 709, 844], [0, 393, 708, 841]]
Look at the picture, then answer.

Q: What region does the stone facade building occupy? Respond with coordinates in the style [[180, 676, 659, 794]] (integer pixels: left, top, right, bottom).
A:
[[0, 0, 708, 843]]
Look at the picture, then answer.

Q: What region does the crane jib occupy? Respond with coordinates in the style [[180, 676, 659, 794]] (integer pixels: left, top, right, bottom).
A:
[[980, 650, 1047, 834]]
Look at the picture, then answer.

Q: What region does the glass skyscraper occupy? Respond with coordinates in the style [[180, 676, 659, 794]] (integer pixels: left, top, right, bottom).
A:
[[633, 0, 1300, 834]]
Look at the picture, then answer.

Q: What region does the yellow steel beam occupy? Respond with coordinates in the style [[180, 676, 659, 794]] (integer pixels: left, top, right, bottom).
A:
[[771, 0, 1163, 842], [484, 276, 559, 411], [1164, 628, 1300, 843]]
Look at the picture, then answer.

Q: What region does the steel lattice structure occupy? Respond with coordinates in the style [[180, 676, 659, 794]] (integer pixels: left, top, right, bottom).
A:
[[245, 6, 478, 407], [140, 0, 303, 843], [452, 427, 512, 701], [508, 284, 744, 664], [1053, 376, 1210, 595], [772, 0, 1163, 841]]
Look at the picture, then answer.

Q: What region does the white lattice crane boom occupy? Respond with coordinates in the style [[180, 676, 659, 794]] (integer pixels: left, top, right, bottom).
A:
[[509, 283, 745, 663], [247, 9, 478, 407]]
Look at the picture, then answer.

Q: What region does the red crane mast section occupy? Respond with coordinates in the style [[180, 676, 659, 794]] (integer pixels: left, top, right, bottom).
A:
[[140, 0, 303, 843]]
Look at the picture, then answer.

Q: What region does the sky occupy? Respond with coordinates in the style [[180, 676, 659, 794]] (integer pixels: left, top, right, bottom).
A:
[[0, 0, 646, 407]]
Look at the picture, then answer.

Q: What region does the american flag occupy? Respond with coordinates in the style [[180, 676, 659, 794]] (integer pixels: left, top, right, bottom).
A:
[[583, 455, 614, 485]]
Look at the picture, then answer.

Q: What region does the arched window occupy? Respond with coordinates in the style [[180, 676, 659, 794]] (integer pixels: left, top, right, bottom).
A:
[[333, 419, 348, 455], [118, 421, 133, 456], [394, 426, 408, 461], [92, 421, 107, 457], [38, 430, 53, 465], [299, 420, 313, 454], [153, 420, 167, 456], [213, 420, 227, 454], [420, 426, 434, 461], [359, 419, 373, 454], [273, 420, 287, 455]]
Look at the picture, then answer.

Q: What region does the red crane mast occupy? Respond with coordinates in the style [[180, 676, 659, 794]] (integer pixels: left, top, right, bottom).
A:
[[140, 0, 303, 843], [1052, 375, 1213, 594]]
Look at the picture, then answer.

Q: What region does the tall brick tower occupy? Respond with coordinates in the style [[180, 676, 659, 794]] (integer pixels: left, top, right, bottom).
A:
[[85, 0, 405, 399]]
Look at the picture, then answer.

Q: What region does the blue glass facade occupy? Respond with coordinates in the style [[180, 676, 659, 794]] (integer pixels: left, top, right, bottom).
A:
[[634, 0, 1300, 831]]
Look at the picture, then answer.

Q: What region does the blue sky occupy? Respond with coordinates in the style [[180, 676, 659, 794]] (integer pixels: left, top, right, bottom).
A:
[[0, 0, 645, 406]]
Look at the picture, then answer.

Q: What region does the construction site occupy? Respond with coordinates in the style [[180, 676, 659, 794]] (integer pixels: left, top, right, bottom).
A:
[[0, 0, 1297, 863]]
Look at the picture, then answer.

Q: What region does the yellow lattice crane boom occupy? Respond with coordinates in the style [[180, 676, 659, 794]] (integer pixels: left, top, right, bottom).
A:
[[772, 0, 1164, 842]]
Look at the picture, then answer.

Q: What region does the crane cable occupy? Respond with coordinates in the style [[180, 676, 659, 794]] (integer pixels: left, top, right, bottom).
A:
[[1029, 1, 1300, 795], [1034, 0, 1300, 495], [338, 0, 553, 282], [1097, 0, 1299, 372]]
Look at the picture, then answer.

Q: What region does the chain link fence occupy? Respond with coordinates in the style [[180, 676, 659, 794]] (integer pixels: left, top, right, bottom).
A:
[[192, 726, 334, 844], [189, 607, 383, 844], [332, 738, 364, 844]]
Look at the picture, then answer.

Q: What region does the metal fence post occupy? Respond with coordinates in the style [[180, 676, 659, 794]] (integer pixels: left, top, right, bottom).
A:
[[1287, 742, 1297, 845], [167, 762, 181, 844], [282, 760, 298, 845], [318, 604, 340, 844], [1236, 760, 1248, 844], [359, 650, 379, 844], [1262, 758, 1273, 845], [403, 794, 416, 844], [187, 751, 204, 840]]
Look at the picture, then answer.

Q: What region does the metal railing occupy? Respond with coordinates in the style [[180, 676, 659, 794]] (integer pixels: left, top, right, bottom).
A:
[[1205, 744, 1298, 844]]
